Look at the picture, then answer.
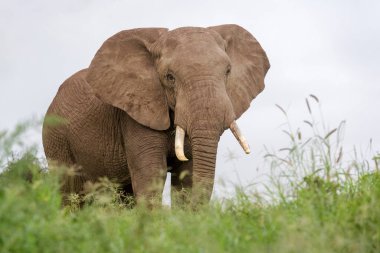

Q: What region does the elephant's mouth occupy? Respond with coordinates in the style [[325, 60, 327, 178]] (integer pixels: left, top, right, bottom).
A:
[[174, 121, 250, 161]]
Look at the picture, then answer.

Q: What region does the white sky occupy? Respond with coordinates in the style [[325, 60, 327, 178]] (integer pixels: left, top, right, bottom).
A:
[[1, 0, 379, 198]]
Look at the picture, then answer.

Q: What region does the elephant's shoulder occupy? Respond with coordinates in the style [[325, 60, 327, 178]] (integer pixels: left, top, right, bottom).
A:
[[50, 69, 102, 115], [57, 69, 92, 94], [57, 69, 95, 100]]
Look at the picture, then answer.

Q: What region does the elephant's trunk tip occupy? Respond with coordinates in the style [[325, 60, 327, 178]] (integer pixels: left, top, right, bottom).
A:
[[175, 126, 189, 161], [229, 121, 251, 154]]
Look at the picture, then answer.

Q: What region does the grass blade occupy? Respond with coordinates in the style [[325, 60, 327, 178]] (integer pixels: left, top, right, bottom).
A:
[[309, 94, 319, 103], [275, 104, 287, 116], [324, 128, 337, 139]]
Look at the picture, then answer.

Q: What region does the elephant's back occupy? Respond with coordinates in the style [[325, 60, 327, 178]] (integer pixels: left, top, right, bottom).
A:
[[45, 69, 100, 122]]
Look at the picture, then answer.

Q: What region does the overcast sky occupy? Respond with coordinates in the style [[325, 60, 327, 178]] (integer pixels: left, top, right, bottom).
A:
[[1, 0, 379, 197]]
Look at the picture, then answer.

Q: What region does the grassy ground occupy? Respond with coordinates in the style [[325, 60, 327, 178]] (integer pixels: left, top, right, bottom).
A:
[[1, 98, 379, 253]]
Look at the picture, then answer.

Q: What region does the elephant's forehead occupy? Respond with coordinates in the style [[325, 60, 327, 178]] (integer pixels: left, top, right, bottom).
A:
[[157, 27, 229, 68], [164, 47, 229, 75], [164, 29, 217, 48], [162, 37, 223, 58]]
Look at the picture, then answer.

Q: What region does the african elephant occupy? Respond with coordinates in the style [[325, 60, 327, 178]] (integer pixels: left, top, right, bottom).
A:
[[42, 24, 270, 206]]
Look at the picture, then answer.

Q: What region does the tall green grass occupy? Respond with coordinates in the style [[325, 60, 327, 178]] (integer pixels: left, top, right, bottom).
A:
[[0, 97, 379, 253]]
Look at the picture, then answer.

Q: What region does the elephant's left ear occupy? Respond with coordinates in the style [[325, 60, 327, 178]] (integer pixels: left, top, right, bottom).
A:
[[208, 24, 270, 119], [86, 28, 170, 130]]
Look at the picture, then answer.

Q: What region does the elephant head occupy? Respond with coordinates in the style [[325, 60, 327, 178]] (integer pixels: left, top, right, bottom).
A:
[[86, 25, 270, 197]]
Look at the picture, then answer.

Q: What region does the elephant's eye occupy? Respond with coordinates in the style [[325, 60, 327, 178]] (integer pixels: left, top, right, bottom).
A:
[[165, 73, 176, 85]]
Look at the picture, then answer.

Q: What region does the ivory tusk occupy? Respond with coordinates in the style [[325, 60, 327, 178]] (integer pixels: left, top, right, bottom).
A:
[[175, 126, 189, 161], [229, 121, 251, 154]]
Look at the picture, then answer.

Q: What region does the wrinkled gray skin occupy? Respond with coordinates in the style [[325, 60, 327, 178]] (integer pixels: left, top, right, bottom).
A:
[[42, 24, 270, 206]]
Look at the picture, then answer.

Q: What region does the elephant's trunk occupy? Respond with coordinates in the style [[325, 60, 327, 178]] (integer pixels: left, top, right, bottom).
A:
[[174, 78, 237, 201], [173, 77, 251, 164], [189, 129, 220, 201]]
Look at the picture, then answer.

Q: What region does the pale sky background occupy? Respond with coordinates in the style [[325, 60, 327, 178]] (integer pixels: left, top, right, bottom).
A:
[[1, 0, 379, 198]]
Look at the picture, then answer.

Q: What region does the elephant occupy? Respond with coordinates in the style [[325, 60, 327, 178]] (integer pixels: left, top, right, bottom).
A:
[[42, 24, 270, 206]]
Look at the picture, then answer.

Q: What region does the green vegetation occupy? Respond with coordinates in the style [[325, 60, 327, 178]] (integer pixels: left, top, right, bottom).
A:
[[1, 97, 379, 253]]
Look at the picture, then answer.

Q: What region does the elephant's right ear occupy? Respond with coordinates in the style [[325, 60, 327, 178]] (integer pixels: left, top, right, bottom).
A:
[[86, 28, 170, 130], [208, 25, 270, 120]]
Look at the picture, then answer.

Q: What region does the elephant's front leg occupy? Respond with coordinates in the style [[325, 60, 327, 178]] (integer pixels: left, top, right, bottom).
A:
[[122, 115, 168, 206]]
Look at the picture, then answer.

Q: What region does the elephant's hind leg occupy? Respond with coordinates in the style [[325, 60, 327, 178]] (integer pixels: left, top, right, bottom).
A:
[[43, 128, 85, 206]]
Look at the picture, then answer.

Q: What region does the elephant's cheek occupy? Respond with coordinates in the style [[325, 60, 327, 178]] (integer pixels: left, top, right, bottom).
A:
[[173, 93, 190, 131], [165, 89, 176, 111]]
